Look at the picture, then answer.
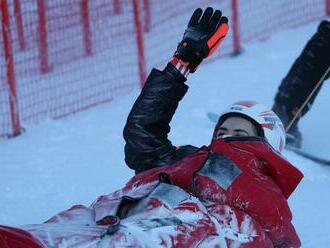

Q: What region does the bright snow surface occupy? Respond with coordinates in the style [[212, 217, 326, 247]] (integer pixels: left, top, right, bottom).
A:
[[1, 21, 330, 247]]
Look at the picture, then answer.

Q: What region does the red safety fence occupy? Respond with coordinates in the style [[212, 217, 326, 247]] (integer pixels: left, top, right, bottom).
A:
[[0, 0, 328, 138]]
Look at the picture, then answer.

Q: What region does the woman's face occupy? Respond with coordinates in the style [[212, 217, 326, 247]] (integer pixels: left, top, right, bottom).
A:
[[213, 116, 258, 139]]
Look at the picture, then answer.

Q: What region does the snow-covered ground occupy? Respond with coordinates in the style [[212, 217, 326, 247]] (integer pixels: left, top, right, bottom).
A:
[[1, 21, 330, 247]]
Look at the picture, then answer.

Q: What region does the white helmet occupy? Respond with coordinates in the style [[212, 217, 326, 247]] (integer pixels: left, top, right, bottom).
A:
[[214, 101, 286, 153]]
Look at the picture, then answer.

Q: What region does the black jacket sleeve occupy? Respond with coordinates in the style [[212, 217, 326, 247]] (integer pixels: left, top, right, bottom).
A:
[[123, 64, 195, 174], [274, 20, 330, 116]]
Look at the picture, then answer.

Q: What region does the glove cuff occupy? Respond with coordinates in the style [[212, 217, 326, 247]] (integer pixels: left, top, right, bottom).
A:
[[170, 56, 190, 77]]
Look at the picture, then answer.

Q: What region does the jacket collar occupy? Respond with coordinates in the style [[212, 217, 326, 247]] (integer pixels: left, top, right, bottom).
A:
[[210, 137, 304, 199]]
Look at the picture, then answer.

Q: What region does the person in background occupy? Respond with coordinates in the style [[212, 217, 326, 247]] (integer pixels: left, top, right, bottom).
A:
[[272, 20, 330, 148]]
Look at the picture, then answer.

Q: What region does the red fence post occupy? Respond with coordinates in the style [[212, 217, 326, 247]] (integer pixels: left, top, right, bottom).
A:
[[81, 0, 92, 56], [37, 0, 50, 73], [113, 0, 121, 15], [13, 0, 25, 50], [133, 0, 147, 87], [326, 0, 330, 15], [231, 0, 241, 55], [1, 0, 21, 136], [142, 0, 151, 32]]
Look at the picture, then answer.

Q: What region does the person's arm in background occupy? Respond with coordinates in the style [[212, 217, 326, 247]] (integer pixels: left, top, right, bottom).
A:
[[123, 7, 229, 174]]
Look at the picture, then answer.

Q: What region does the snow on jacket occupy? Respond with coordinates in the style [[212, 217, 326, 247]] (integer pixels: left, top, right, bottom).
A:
[[124, 138, 303, 248], [1, 181, 272, 247], [123, 65, 304, 247]]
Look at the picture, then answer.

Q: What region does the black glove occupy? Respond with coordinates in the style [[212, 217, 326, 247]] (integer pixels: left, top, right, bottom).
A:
[[174, 7, 229, 73]]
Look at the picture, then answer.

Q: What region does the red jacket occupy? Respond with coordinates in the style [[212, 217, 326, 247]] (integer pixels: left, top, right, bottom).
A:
[[127, 138, 303, 247]]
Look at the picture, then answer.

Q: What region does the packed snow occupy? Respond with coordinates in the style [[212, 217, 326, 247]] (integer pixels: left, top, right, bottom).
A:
[[1, 21, 330, 247]]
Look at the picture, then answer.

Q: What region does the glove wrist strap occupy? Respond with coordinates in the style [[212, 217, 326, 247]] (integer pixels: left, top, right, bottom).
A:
[[170, 56, 190, 77]]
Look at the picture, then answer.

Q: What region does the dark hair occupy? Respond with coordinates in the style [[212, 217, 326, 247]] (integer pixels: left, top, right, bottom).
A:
[[213, 112, 265, 138]]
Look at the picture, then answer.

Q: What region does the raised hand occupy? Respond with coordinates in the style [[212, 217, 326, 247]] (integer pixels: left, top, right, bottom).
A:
[[174, 7, 229, 73]]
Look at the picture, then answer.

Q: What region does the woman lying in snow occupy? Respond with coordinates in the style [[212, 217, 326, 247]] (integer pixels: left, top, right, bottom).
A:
[[0, 7, 303, 248]]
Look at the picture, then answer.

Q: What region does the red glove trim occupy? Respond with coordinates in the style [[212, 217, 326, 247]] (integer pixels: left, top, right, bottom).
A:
[[170, 56, 190, 77], [207, 23, 229, 56]]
